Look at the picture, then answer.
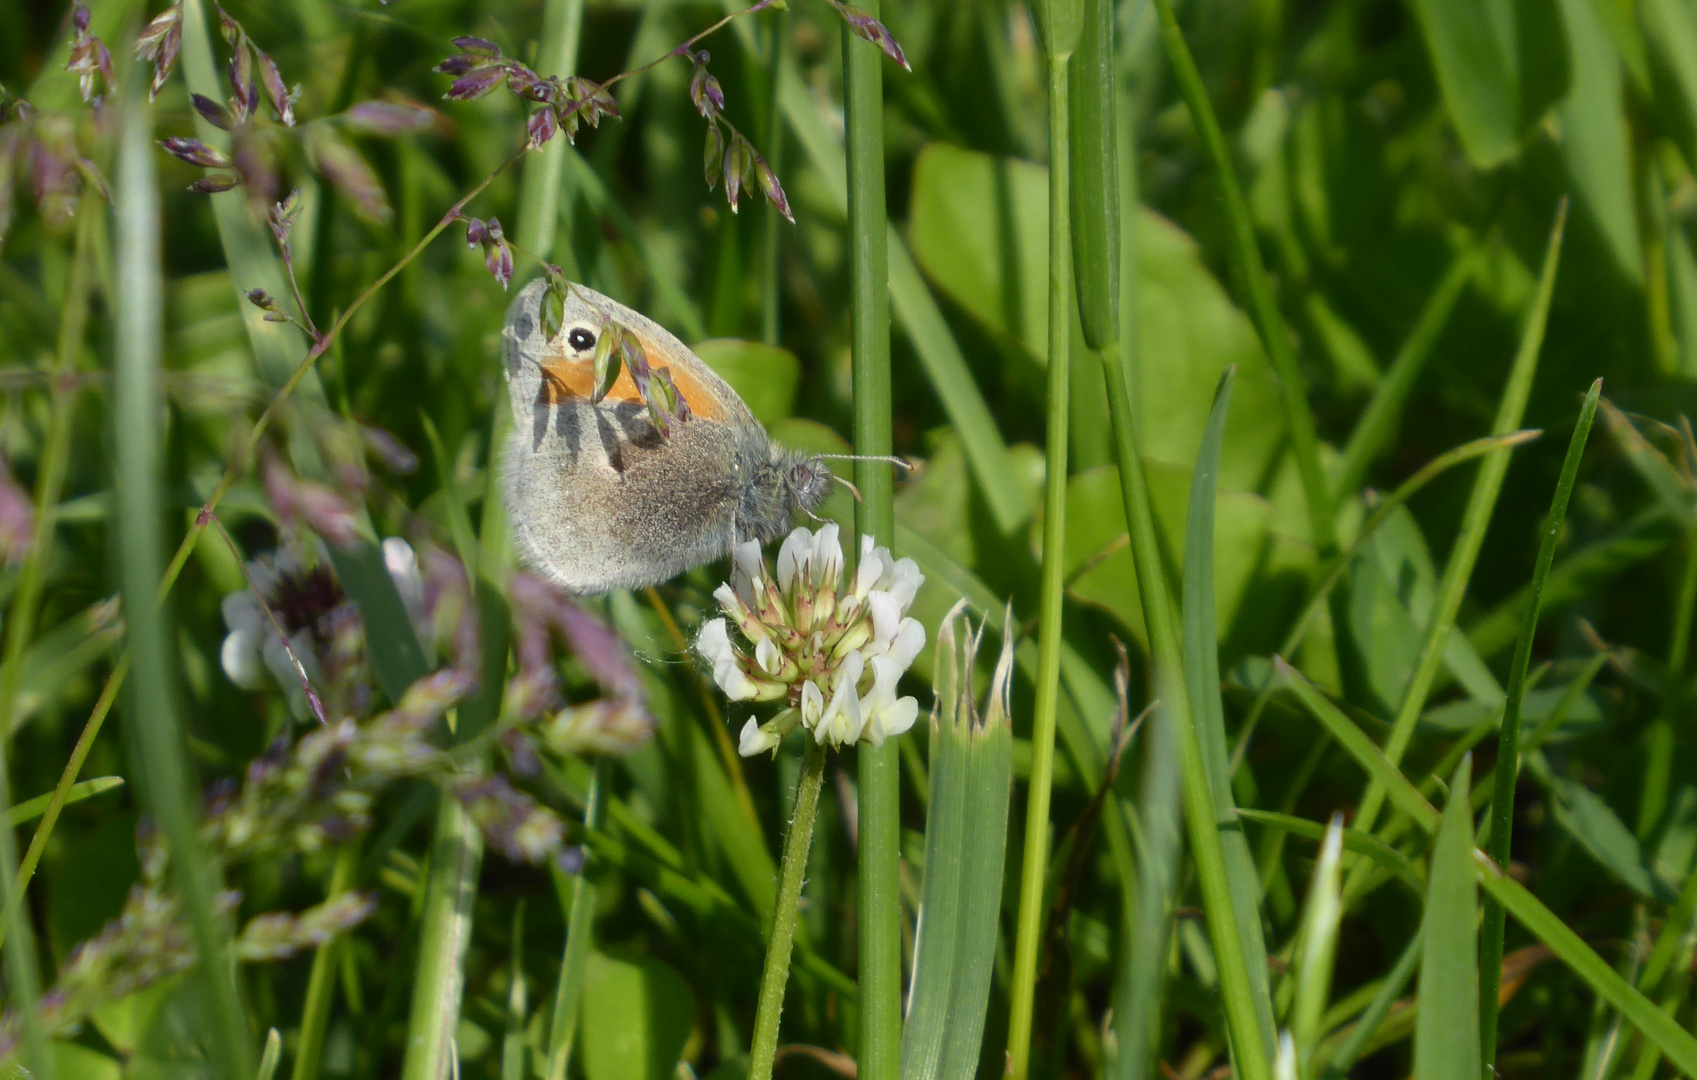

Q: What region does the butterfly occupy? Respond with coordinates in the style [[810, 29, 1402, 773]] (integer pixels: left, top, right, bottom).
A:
[[500, 278, 836, 593]]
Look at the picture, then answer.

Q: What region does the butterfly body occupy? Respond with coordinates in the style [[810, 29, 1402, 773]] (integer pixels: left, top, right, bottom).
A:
[[501, 279, 832, 593]]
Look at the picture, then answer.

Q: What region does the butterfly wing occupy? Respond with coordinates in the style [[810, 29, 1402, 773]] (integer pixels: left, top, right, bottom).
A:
[[500, 279, 771, 593]]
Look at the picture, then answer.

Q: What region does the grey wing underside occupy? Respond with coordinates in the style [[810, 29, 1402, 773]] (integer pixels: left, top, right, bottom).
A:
[[503, 397, 750, 593]]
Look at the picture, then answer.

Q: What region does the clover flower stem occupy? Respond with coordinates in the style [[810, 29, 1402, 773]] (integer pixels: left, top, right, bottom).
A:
[[1007, 44, 1076, 1080], [748, 738, 828, 1080], [290, 844, 357, 1080]]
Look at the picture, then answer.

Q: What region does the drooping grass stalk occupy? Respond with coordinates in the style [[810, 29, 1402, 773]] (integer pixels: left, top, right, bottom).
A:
[[1006, 0, 1081, 1069], [1352, 201, 1568, 842], [1145, 0, 1334, 552], [113, 82, 252, 1080], [400, 795, 484, 1080], [1478, 379, 1601, 1064], [841, 5, 902, 1075], [1279, 661, 1697, 1073], [749, 740, 828, 1080], [545, 758, 604, 1080], [291, 845, 358, 1080]]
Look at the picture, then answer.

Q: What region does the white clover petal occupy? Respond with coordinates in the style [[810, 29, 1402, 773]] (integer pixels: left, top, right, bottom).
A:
[[738, 717, 780, 757], [776, 527, 812, 594], [867, 590, 902, 645], [887, 618, 926, 672], [733, 539, 766, 602], [713, 582, 745, 619], [853, 536, 890, 600], [884, 557, 923, 610], [859, 655, 917, 746], [755, 636, 783, 676], [220, 628, 270, 690], [813, 522, 843, 591], [696, 618, 736, 669], [865, 696, 918, 746], [714, 661, 761, 702], [800, 679, 825, 728], [814, 653, 865, 748]]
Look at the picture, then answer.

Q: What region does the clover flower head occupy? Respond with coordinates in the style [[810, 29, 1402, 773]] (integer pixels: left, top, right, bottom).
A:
[[697, 525, 926, 755]]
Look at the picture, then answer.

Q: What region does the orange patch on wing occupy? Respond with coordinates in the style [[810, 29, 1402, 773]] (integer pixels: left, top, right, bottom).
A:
[[539, 330, 726, 421]]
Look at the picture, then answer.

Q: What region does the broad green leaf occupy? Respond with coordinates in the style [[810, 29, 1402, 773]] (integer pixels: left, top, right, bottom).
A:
[[1414, 757, 1481, 1080], [579, 952, 695, 1080], [1408, 0, 1518, 165], [690, 339, 801, 425], [50, 1042, 119, 1080], [1644, 0, 1697, 173], [1421, 684, 1607, 739], [1545, 771, 1676, 901], [906, 143, 1288, 490]]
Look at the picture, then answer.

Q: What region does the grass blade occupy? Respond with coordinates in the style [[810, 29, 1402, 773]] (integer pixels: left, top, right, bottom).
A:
[[1235, 810, 1422, 892], [113, 77, 251, 1080], [1354, 199, 1568, 837], [545, 759, 603, 1080], [1290, 815, 1346, 1074], [400, 794, 484, 1080], [1279, 661, 1697, 1074], [1182, 368, 1277, 1055], [1414, 756, 1481, 1080], [1478, 378, 1602, 1061]]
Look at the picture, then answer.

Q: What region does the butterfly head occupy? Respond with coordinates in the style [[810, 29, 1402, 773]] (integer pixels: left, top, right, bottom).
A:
[[779, 450, 834, 522]]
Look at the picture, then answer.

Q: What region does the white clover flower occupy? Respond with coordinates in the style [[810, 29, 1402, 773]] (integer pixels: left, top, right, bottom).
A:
[[698, 525, 926, 756]]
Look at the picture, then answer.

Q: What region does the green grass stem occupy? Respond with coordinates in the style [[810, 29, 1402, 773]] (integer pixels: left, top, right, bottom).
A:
[[291, 845, 358, 1080], [1353, 200, 1567, 840], [400, 794, 484, 1080], [748, 740, 827, 1080], [1007, 19, 1080, 1071], [1414, 756, 1481, 1080], [1478, 378, 1601, 1063], [545, 758, 604, 1080], [1146, 0, 1334, 552], [841, 6, 902, 1076], [114, 81, 252, 1080], [514, 0, 584, 261]]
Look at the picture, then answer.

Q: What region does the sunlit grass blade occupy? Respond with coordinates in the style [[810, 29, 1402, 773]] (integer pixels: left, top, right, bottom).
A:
[[1290, 815, 1345, 1075], [1414, 756, 1481, 1080], [1334, 243, 1478, 500], [113, 76, 251, 1080], [902, 607, 1015, 1080], [258, 1028, 283, 1080], [1479, 378, 1601, 1062], [1278, 661, 1697, 1073], [1353, 199, 1568, 838], [1183, 367, 1277, 1053]]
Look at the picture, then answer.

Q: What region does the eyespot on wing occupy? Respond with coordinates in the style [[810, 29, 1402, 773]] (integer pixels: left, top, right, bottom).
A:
[[538, 330, 729, 421]]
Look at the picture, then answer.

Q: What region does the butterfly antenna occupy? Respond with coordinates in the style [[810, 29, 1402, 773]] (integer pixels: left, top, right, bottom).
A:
[[818, 453, 915, 471], [832, 474, 864, 503]]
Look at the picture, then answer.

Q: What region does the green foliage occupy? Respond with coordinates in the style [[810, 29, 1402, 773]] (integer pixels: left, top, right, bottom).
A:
[[7, 0, 1697, 1076]]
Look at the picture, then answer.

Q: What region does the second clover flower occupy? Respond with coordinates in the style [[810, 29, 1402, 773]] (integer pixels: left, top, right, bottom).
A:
[[696, 524, 925, 755]]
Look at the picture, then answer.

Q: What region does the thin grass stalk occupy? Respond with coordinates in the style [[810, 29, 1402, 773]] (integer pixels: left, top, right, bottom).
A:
[[749, 740, 828, 1080], [841, 5, 901, 1075], [113, 81, 252, 1080], [545, 758, 604, 1080], [514, 0, 585, 261], [1316, 929, 1421, 1079], [1289, 815, 1345, 1075], [1478, 379, 1601, 1063], [400, 795, 484, 1080], [760, 14, 787, 345], [1634, 516, 1697, 841], [291, 845, 358, 1080], [1006, 9, 1081, 1069], [1144, 0, 1334, 552], [1352, 200, 1568, 842], [0, 210, 95, 956]]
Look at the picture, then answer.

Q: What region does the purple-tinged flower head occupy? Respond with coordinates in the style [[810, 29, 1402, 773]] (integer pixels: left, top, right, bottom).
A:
[[452, 774, 567, 864], [235, 892, 377, 961], [343, 99, 441, 137], [306, 128, 391, 223], [190, 93, 234, 131], [829, 1, 911, 71], [0, 456, 34, 568], [262, 453, 361, 548], [462, 214, 513, 289], [159, 136, 228, 169], [540, 698, 655, 758], [255, 49, 296, 127], [65, 4, 115, 104], [688, 51, 725, 118], [134, 4, 183, 101], [700, 525, 926, 755]]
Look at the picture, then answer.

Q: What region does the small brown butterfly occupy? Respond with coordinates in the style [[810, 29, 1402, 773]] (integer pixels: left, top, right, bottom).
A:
[[501, 279, 836, 594]]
